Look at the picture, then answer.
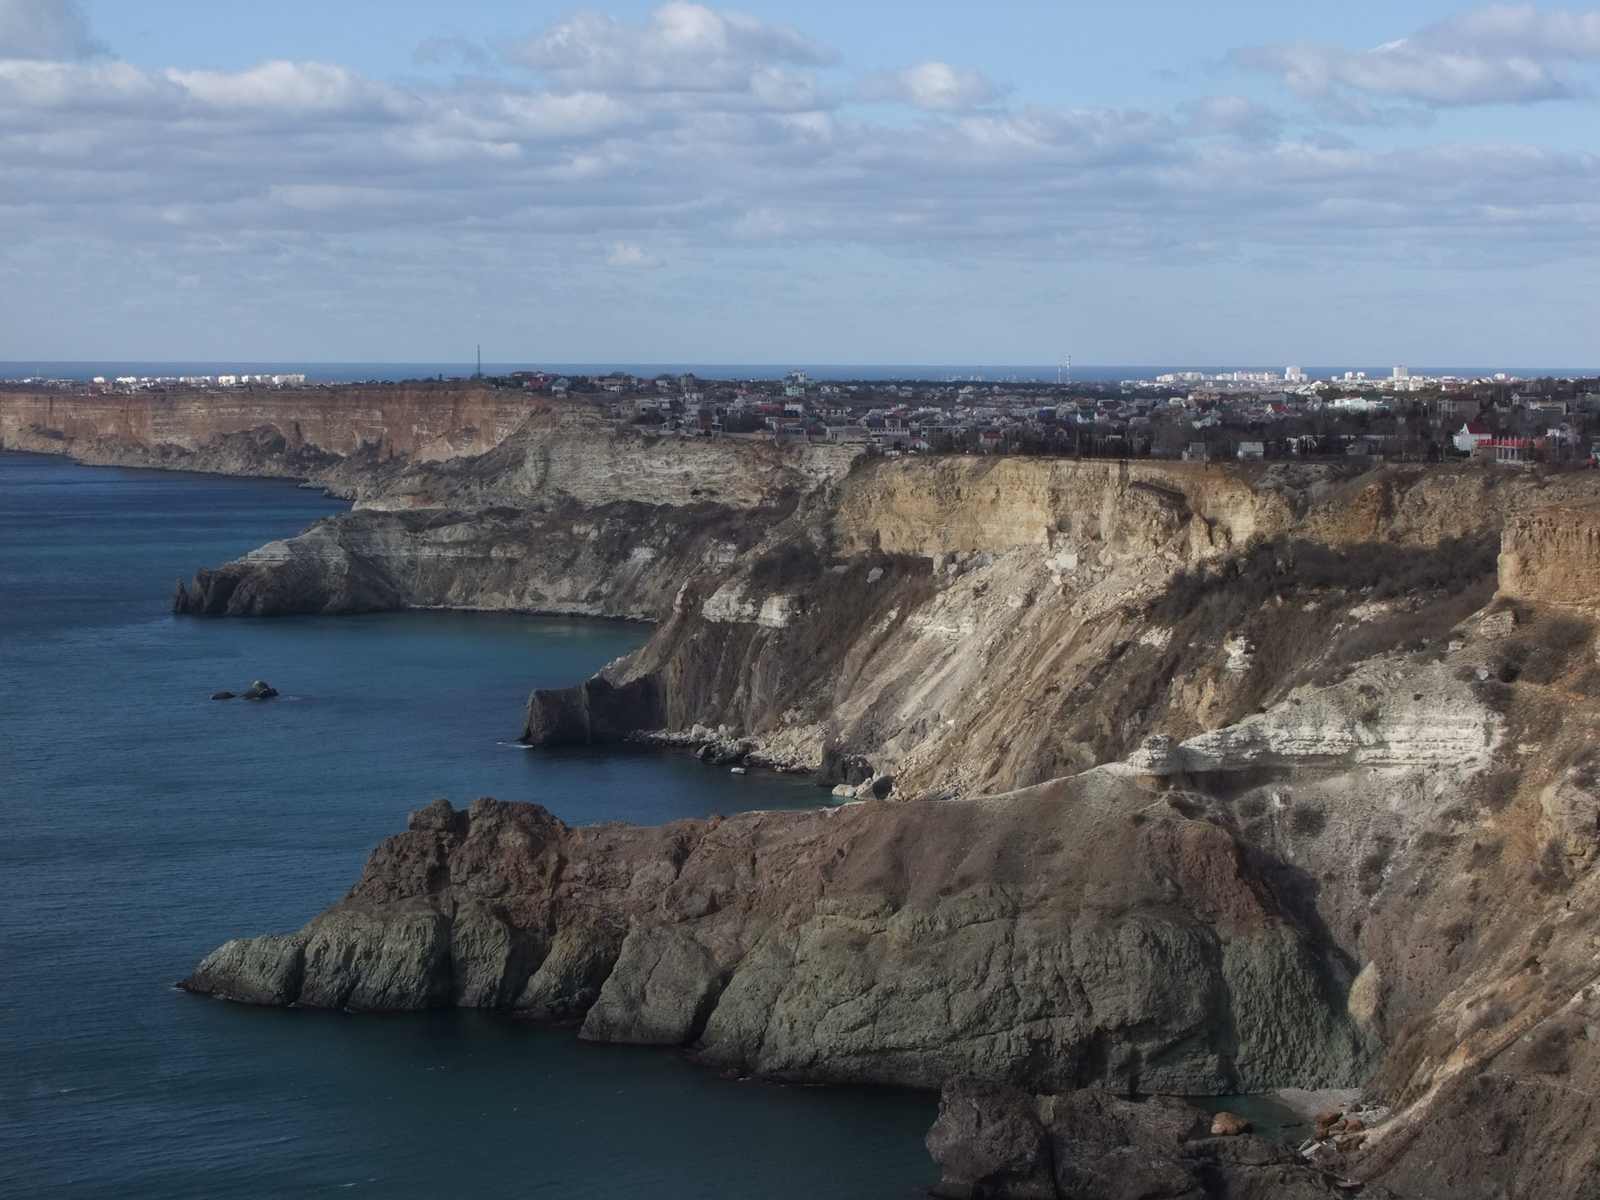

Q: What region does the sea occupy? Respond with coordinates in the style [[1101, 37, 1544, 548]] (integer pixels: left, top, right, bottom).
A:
[[5, 361, 1591, 385], [0, 450, 938, 1199]]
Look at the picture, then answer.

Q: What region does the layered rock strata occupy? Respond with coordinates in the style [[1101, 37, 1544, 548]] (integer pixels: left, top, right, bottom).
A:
[[0, 384, 535, 494], [1498, 498, 1600, 610], [169, 500, 785, 618], [523, 462, 1517, 797]]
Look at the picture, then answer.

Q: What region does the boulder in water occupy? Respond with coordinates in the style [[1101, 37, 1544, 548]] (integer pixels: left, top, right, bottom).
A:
[[243, 680, 279, 700], [210, 692, 236, 701], [1211, 1111, 1252, 1136]]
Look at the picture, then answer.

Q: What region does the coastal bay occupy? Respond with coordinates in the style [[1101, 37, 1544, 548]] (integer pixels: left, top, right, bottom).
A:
[[12, 385, 1600, 1195], [0, 451, 936, 1199]]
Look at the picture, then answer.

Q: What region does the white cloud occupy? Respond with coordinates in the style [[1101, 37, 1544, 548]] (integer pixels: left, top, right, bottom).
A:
[[607, 242, 663, 267], [1235, 4, 1600, 108], [1432, 3, 1600, 59], [1178, 94, 1282, 138], [170, 61, 407, 117], [1, 43, 1594, 264], [500, 0, 835, 101], [0, 0, 1594, 313], [0, 0, 96, 60], [1236, 38, 1572, 107], [854, 62, 1003, 113]]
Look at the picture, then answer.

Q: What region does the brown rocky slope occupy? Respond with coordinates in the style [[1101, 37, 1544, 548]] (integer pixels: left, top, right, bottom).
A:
[[182, 782, 1369, 1095]]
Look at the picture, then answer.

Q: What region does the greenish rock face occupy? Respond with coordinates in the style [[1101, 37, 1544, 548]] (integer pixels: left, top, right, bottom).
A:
[[184, 787, 1370, 1097]]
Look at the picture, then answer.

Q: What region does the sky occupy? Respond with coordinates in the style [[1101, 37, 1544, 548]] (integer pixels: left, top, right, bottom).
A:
[[1, 0, 1597, 367]]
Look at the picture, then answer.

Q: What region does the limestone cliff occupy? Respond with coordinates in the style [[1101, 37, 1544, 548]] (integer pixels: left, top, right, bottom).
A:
[[0, 384, 537, 496], [1499, 498, 1600, 610], [16, 388, 1600, 1197], [161, 405, 854, 616], [524, 459, 1527, 797]]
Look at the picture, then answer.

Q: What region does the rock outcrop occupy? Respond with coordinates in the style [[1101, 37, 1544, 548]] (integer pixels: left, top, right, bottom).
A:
[[166, 496, 791, 618], [156, 405, 839, 618], [182, 782, 1370, 1094], [522, 677, 666, 745], [926, 1080, 1354, 1199], [1498, 498, 1600, 610]]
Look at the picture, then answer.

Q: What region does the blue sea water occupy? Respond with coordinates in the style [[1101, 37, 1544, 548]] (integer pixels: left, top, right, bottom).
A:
[[0, 451, 937, 1199], [7, 360, 1591, 384]]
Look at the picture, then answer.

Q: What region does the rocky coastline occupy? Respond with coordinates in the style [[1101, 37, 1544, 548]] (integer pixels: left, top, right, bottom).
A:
[[924, 1080, 1371, 1198], [180, 785, 1371, 1094], [11, 390, 1600, 1198]]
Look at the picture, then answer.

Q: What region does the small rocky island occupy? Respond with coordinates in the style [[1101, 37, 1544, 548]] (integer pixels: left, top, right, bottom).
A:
[[10, 387, 1600, 1198], [210, 680, 278, 701]]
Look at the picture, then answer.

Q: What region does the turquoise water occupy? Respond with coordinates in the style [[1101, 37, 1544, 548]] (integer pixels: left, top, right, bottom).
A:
[[0, 451, 937, 1199], [1185, 1094, 1309, 1144]]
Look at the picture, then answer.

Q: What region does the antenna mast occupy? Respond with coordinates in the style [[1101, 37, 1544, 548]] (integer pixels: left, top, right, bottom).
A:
[[475, 345, 482, 379]]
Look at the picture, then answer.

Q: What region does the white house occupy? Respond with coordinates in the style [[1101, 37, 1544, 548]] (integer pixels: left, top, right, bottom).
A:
[[1453, 422, 1493, 454]]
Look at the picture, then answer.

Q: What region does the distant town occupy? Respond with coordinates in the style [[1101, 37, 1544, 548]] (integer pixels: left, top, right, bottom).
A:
[[9, 364, 1600, 466]]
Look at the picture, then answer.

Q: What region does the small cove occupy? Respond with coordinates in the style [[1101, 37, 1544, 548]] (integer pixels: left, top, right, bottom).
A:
[[0, 451, 937, 1199]]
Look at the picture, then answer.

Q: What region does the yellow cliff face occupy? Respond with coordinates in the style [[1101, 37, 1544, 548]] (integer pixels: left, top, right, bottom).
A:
[[0, 384, 537, 475], [606, 457, 1579, 799], [830, 456, 1287, 560], [366, 406, 862, 512], [1499, 499, 1600, 610]]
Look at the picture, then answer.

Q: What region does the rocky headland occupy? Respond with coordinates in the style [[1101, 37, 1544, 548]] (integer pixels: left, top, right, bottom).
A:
[[10, 389, 1600, 1198]]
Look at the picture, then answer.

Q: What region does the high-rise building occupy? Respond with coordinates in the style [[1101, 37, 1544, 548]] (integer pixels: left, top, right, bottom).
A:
[[1393, 366, 1411, 379], [1286, 365, 1307, 382]]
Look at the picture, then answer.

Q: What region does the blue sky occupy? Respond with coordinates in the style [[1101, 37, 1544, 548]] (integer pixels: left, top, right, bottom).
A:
[[2, 1, 1597, 367]]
